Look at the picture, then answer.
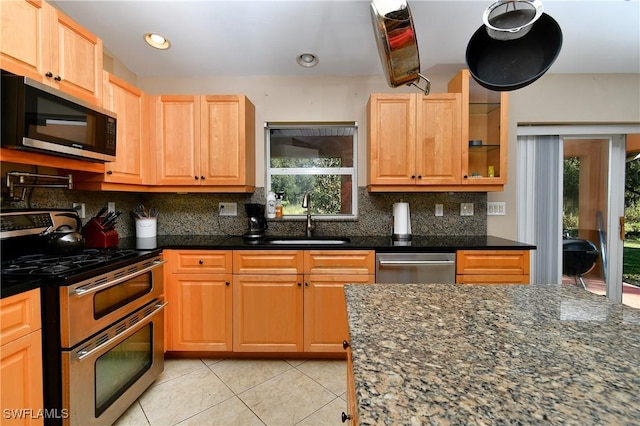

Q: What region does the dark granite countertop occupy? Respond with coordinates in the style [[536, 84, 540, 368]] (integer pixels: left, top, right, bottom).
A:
[[118, 234, 536, 252], [344, 283, 640, 425], [0, 277, 41, 299]]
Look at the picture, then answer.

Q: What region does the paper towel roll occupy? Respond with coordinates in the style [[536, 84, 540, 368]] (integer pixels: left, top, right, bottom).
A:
[[393, 202, 411, 238]]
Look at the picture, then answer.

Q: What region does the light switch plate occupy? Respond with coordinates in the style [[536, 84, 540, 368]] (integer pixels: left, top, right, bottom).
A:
[[218, 202, 238, 216], [460, 203, 474, 216], [487, 201, 506, 216], [435, 204, 443, 217]]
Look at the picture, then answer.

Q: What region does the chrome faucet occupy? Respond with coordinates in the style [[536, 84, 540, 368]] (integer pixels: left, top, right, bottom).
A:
[[302, 192, 315, 237]]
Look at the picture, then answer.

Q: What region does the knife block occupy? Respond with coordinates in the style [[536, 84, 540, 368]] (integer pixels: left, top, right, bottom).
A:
[[83, 218, 119, 248]]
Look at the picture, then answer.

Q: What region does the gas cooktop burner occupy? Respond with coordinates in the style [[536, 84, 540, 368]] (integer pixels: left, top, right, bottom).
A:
[[2, 249, 137, 276]]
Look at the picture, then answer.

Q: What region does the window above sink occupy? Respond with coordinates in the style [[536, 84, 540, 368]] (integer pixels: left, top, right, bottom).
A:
[[265, 122, 358, 219]]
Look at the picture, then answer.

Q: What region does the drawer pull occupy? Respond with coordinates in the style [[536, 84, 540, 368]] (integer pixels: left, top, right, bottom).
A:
[[341, 412, 351, 423], [342, 340, 350, 350]]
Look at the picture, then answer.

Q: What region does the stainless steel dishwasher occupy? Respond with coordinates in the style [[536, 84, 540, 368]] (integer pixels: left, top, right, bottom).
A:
[[375, 253, 456, 283]]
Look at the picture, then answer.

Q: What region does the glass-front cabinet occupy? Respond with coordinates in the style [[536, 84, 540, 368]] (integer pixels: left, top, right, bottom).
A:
[[448, 69, 508, 188]]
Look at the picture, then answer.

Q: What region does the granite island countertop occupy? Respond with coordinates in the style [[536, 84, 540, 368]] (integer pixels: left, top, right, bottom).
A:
[[344, 283, 640, 425]]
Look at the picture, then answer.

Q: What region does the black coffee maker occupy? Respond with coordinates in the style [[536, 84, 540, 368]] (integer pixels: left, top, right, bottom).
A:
[[244, 203, 267, 240]]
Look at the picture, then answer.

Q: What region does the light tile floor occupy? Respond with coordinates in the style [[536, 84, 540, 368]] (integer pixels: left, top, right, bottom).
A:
[[113, 358, 347, 426]]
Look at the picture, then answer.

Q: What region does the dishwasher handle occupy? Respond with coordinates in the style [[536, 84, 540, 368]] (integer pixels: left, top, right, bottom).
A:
[[378, 260, 455, 266]]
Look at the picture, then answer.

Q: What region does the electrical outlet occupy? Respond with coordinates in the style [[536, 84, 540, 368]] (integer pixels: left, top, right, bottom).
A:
[[487, 201, 506, 216], [107, 202, 116, 213], [460, 203, 474, 216], [72, 203, 86, 218], [435, 204, 444, 217], [218, 202, 238, 217]]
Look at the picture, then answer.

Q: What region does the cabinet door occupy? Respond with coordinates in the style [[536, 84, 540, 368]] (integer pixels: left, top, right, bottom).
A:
[[1, 331, 44, 426], [367, 94, 416, 186], [1, 289, 41, 345], [304, 250, 375, 275], [233, 274, 304, 352], [200, 95, 255, 187], [415, 94, 462, 185], [168, 250, 232, 274], [166, 273, 233, 351], [48, 9, 103, 104], [0, 0, 49, 80], [102, 72, 148, 184], [153, 95, 201, 185], [456, 250, 530, 276], [304, 275, 373, 352]]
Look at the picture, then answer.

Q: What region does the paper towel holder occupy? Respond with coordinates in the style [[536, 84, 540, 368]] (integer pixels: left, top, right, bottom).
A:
[[392, 201, 412, 241]]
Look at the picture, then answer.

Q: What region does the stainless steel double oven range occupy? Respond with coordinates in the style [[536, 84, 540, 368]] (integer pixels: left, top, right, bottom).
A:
[[1, 209, 166, 425]]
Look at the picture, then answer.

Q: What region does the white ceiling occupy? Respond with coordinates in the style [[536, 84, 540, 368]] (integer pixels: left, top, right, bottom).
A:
[[51, 0, 640, 80]]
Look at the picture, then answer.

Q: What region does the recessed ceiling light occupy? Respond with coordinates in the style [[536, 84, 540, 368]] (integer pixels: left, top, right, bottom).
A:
[[144, 33, 170, 50], [296, 53, 319, 68]]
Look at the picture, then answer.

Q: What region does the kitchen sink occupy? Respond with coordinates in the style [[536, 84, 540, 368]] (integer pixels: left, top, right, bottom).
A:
[[262, 237, 350, 245]]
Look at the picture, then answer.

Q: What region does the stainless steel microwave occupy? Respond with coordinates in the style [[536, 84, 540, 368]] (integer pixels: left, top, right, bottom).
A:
[[1, 70, 116, 162]]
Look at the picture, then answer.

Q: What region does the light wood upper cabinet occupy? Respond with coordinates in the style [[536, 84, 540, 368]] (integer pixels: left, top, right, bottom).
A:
[[201, 95, 255, 187], [448, 69, 508, 189], [101, 72, 149, 185], [367, 93, 462, 191], [153, 95, 201, 185], [151, 95, 255, 191], [1, 289, 44, 426], [0, 0, 103, 105]]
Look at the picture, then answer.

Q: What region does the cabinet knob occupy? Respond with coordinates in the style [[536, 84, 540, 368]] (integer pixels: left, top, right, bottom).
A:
[[198, 260, 204, 265], [200, 176, 205, 180], [297, 282, 302, 287], [463, 175, 468, 179], [225, 281, 230, 286], [45, 71, 53, 78], [342, 340, 350, 350], [417, 175, 422, 179], [106, 170, 113, 175], [411, 175, 416, 179], [54, 75, 62, 81], [341, 412, 352, 423], [305, 282, 309, 287], [194, 176, 199, 180]]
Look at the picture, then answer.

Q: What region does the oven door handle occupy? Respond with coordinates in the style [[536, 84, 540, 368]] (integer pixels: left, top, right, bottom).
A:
[[73, 259, 166, 296], [378, 260, 455, 266], [76, 301, 167, 361]]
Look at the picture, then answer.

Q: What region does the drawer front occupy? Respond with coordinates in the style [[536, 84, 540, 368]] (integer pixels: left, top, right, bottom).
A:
[[456, 250, 530, 275], [1, 288, 41, 345], [233, 250, 303, 274], [456, 274, 530, 285], [304, 250, 375, 275], [169, 250, 232, 274]]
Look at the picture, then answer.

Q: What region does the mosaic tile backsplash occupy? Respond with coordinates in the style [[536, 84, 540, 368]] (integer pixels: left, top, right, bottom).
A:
[[5, 187, 487, 238]]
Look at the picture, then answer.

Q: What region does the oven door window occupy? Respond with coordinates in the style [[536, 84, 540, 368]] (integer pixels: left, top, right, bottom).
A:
[[93, 271, 152, 319], [95, 323, 152, 416]]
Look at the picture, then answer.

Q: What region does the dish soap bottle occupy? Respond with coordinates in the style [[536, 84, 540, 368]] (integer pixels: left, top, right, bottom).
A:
[[275, 192, 283, 218], [267, 191, 276, 219]]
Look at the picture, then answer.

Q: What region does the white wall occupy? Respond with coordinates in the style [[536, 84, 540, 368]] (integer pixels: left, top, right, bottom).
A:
[[135, 72, 640, 241]]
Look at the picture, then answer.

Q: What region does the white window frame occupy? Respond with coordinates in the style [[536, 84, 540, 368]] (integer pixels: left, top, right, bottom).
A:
[[265, 122, 358, 220]]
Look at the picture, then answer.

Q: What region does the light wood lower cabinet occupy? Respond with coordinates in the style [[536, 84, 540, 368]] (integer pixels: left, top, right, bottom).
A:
[[165, 250, 233, 351], [1, 289, 44, 426], [456, 250, 530, 284], [232, 274, 304, 352], [233, 250, 374, 353], [344, 341, 357, 425], [165, 249, 374, 354]]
